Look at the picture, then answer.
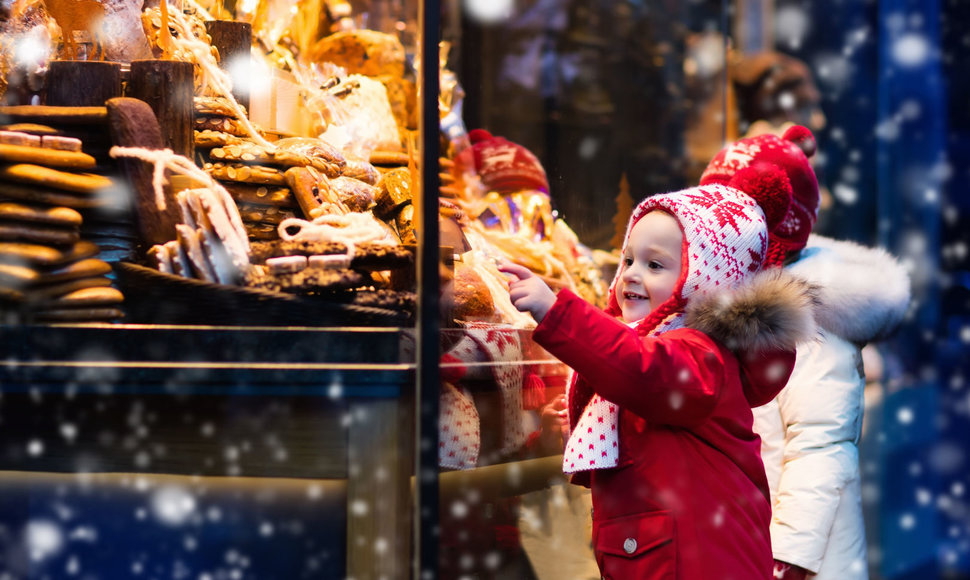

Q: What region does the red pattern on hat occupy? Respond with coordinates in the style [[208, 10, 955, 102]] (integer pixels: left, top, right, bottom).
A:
[[700, 125, 820, 267], [455, 129, 550, 194]]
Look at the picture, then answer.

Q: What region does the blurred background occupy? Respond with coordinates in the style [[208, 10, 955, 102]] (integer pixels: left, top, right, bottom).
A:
[[452, 0, 969, 578]]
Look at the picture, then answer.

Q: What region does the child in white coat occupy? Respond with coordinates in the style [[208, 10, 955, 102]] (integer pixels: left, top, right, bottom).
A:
[[700, 126, 911, 580]]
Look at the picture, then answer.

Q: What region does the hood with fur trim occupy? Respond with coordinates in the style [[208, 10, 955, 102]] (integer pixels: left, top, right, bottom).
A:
[[787, 235, 911, 344], [684, 267, 818, 407]]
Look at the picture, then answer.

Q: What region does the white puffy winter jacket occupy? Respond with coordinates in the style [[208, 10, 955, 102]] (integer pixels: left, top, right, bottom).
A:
[[754, 235, 910, 579]]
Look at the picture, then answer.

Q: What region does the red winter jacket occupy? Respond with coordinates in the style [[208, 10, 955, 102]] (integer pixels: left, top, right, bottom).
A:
[[533, 288, 804, 580]]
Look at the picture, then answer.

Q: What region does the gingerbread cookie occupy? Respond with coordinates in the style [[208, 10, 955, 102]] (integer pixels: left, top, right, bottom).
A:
[[0, 163, 113, 194], [195, 129, 245, 149], [248, 239, 413, 271], [39, 258, 112, 285], [274, 138, 347, 177], [247, 264, 367, 293], [28, 276, 113, 302], [194, 96, 247, 118], [194, 115, 252, 137], [0, 240, 97, 267], [235, 201, 298, 226], [0, 223, 79, 246], [347, 289, 414, 310], [221, 182, 297, 208], [0, 143, 94, 169], [0, 202, 82, 227], [209, 142, 311, 169], [204, 161, 287, 186], [0, 181, 104, 209], [0, 262, 39, 288], [165, 239, 192, 278], [243, 222, 281, 241]]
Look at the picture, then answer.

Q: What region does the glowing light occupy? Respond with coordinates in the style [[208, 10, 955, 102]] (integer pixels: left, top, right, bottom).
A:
[[150, 485, 197, 526], [25, 520, 63, 562], [27, 439, 44, 456], [463, 0, 513, 24], [15, 35, 50, 67], [899, 513, 916, 530], [897, 406, 914, 424], [775, 6, 810, 50], [227, 55, 260, 97], [892, 33, 931, 68]]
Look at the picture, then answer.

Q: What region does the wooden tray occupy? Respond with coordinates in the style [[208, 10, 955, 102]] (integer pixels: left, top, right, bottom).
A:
[[114, 262, 411, 327]]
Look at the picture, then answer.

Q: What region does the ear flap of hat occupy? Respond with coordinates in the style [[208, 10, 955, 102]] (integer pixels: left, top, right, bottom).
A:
[[782, 125, 816, 158], [728, 164, 793, 231]]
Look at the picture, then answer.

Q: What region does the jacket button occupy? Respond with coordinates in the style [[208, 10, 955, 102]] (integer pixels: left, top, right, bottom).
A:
[[623, 537, 637, 554]]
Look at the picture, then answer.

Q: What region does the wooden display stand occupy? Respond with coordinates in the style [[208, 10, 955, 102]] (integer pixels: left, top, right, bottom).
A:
[[205, 20, 252, 111], [46, 60, 122, 107], [126, 60, 195, 159]]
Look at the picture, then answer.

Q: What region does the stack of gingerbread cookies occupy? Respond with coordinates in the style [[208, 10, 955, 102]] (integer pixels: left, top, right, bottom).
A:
[[193, 96, 390, 242], [0, 128, 124, 322]]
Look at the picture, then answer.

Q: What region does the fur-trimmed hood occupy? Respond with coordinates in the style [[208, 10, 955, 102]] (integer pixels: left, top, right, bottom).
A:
[[684, 267, 817, 407], [787, 234, 911, 343], [685, 267, 817, 353]]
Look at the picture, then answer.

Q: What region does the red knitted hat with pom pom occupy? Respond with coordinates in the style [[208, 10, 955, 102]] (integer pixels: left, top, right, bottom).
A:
[[700, 125, 819, 266], [455, 129, 550, 194]]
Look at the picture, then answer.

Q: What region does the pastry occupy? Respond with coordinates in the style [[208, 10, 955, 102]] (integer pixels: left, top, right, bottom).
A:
[[220, 182, 297, 207], [194, 95, 248, 117], [205, 161, 287, 186], [308, 30, 406, 77], [330, 176, 377, 212], [284, 166, 331, 216], [195, 129, 245, 149], [451, 262, 496, 321], [341, 158, 381, 185]]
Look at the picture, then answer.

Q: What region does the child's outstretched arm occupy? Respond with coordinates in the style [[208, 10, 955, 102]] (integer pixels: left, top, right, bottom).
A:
[[498, 262, 557, 323]]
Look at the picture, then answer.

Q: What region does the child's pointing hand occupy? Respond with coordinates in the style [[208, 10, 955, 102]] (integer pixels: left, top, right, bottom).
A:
[[498, 261, 557, 323]]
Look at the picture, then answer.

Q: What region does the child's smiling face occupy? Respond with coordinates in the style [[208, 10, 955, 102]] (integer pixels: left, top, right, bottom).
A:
[[618, 210, 684, 324]]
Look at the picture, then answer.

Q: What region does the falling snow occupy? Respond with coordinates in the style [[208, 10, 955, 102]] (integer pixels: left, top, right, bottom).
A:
[[0, 1, 968, 579]]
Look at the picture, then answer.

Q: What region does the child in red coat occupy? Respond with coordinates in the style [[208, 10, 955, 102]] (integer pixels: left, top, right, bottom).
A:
[[500, 179, 816, 579]]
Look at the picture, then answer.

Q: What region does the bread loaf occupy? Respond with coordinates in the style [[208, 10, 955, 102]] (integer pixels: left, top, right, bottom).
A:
[[308, 30, 406, 77]]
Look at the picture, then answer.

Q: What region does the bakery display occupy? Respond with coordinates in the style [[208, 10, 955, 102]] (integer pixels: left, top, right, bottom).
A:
[[0, 0, 612, 329]]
